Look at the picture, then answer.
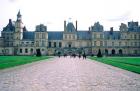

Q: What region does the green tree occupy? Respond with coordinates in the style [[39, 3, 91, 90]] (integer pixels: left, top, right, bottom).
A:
[[97, 49, 102, 57]]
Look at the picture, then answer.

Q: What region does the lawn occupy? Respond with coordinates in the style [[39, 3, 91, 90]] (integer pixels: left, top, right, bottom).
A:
[[0, 56, 50, 69], [89, 57, 140, 74]]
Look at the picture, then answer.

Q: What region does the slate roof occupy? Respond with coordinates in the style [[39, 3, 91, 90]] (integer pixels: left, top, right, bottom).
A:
[[3, 19, 15, 32], [104, 31, 120, 40], [127, 21, 140, 32], [128, 27, 140, 32], [77, 31, 91, 40], [23, 31, 34, 40], [48, 31, 63, 40]]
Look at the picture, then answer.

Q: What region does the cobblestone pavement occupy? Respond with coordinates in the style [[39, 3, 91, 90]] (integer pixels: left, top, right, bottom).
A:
[[0, 56, 140, 91]]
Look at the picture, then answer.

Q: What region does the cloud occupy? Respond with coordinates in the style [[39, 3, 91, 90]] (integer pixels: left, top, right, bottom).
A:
[[8, 0, 18, 3], [107, 11, 131, 22]]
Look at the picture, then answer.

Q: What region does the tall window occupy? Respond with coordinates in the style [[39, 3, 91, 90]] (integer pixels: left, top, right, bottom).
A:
[[125, 42, 127, 46], [54, 42, 56, 47], [36, 41, 39, 47], [135, 42, 137, 46], [104, 41, 107, 46], [100, 34, 103, 39], [119, 42, 121, 46], [25, 48, 28, 53], [130, 34, 132, 39], [42, 33, 45, 39], [36, 33, 39, 39], [42, 40, 45, 46], [69, 35, 71, 39], [59, 42, 62, 47], [131, 42, 133, 46], [20, 49, 22, 53], [65, 35, 67, 39], [94, 34, 96, 39], [49, 42, 51, 47], [73, 35, 75, 39], [30, 48, 33, 53], [100, 41, 103, 46], [94, 41, 96, 46], [134, 34, 137, 39]]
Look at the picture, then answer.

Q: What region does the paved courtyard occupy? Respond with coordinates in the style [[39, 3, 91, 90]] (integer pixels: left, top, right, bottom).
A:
[[0, 56, 140, 91]]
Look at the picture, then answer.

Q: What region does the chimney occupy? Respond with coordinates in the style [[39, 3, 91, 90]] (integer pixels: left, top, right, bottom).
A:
[[110, 27, 113, 35], [64, 20, 66, 31], [76, 20, 77, 31], [89, 27, 91, 31]]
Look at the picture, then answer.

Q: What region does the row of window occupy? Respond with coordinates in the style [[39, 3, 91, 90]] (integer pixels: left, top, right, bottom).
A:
[[93, 41, 140, 47], [48, 42, 62, 47], [35, 33, 46, 39], [93, 34, 103, 39], [130, 34, 140, 39], [20, 48, 45, 53], [104, 49, 139, 55], [21, 41, 34, 44], [36, 40, 46, 47], [2, 33, 13, 36], [5, 42, 13, 47], [121, 34, 140, 39], [3, 36, 13, 40], [20, 48, 34, 53], [65, 35, 76, 40]]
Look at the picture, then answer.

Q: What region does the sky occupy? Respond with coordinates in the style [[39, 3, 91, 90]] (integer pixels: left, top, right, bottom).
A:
[[0, 0, 140, 32]]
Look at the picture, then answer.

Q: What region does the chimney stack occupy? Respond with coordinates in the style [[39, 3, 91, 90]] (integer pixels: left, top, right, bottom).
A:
[[64, 20, 66, 31], [76, 20, 77, 31], [89, 27, 91, 31], [110, 27, 113, 35]]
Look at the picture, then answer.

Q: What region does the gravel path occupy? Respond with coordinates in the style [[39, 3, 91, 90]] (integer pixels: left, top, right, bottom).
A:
[[0, 56, 140, 91]]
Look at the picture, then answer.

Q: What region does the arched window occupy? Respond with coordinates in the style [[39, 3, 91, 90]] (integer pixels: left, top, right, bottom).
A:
[[119, 49, 123, 55], [30, 48, 33, 52], [112, 49, 115, 55], [25, 48, 28, 53]]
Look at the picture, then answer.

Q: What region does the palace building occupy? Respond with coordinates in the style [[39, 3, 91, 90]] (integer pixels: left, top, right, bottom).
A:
[[0, 11, 140, 56]]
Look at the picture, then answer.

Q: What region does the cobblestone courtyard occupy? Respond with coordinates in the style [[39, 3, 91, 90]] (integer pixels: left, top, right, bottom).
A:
[[0, 56, 140, 91]]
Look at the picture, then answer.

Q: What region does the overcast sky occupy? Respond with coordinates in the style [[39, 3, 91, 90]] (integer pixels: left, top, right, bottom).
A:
[[0, 0, 140, 32]]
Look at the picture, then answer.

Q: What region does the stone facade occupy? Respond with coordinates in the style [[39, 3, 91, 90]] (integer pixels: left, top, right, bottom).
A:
[[0, 11, 140, 56]]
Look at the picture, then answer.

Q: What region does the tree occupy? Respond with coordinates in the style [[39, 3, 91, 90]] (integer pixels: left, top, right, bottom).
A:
[[97, 49, 102, 57], [58, 51, 61, 57], [36, 49, 42, 57]]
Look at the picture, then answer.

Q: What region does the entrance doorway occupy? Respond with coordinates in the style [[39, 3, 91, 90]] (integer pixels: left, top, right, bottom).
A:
[[68, 44, 71, 48], [112, 49, 115, 55]]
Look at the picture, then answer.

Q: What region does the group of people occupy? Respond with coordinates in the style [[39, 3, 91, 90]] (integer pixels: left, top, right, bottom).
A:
[[58, 53, 87, 59]]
